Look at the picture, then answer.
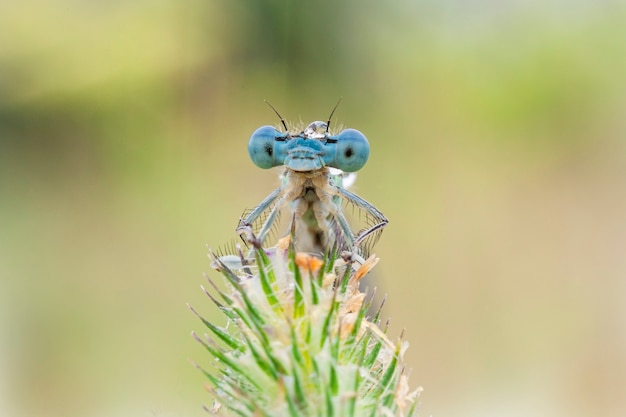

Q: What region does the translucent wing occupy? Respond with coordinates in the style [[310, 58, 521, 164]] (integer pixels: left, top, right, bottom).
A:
[[335, 186, 388, 258]]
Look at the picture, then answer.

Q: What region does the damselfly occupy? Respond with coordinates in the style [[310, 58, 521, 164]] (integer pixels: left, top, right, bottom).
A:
[[237, 104, 387, 259]]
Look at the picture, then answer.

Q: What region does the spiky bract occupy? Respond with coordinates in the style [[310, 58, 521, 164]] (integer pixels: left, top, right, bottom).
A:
[[191, 239, 419, 416]]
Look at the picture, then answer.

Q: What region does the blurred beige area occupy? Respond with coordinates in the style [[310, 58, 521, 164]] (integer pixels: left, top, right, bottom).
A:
[[1, 1, 625, 416]]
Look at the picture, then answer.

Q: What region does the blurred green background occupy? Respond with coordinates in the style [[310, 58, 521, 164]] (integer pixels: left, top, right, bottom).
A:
[[1, 1, 626, 416]]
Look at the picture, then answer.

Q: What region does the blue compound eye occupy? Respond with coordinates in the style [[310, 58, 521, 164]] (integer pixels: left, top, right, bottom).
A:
[[248, 125, 283, 169], [329, 129, 370, 172]]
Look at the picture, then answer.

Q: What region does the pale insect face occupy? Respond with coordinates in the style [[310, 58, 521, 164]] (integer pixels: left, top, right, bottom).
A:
[[239, 116, 387, 259]]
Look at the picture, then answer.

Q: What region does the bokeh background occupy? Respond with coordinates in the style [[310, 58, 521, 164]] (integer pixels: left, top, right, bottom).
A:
[[2, 1, 626, 416]]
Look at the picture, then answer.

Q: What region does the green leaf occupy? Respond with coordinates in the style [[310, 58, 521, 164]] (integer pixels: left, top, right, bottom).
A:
[[242, 332, 280, 380], [362, 336, 383, 369], [291, 358, 308, 412], [191, 331, 263, 392], [188, 304, 243, 351], [283, 375, 302, 417], [255, 248, 283, 313], [288, 242, 305, 318], [290, 324, 305, 368]]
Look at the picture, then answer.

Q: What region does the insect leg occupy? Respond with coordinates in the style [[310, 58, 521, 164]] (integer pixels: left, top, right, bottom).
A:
[[335, 186, 388, 254], [237, 187, 283, 245]]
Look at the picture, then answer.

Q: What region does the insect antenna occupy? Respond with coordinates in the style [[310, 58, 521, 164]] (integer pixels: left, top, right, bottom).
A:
[[325, 97, 343, 133], [264, 100, 289, 132]]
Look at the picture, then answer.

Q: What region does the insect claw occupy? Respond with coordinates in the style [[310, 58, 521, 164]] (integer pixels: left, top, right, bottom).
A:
[[237, 223, 264, 249], [340, 250, 356, 263]]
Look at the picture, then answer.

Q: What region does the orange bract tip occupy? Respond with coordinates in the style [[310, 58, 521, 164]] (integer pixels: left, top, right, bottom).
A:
[[352, 255, 379, 283], [295, 253, 324, 273]]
